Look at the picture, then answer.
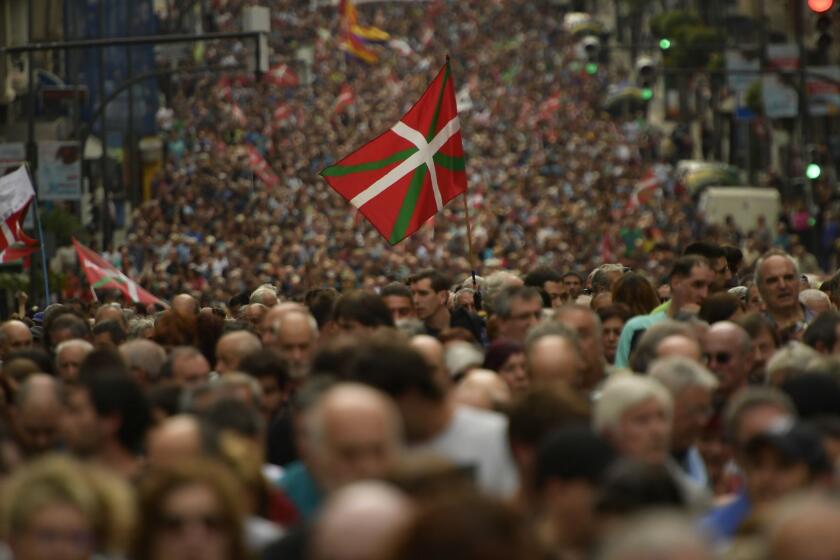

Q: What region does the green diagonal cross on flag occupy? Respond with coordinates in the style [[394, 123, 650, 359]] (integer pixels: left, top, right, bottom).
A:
[[321, 61, 468, 244]]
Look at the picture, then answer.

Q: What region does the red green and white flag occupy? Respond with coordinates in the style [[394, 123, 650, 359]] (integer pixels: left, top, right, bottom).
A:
[[320, 61, 467, 244], [72, 238, 164, 306]]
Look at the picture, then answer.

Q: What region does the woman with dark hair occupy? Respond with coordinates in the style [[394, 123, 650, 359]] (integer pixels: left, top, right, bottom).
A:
[[482, 339, 527, 394], [133, 459, 248, 560], [610, 272, 660, 318], [698, 293, 743, 325]]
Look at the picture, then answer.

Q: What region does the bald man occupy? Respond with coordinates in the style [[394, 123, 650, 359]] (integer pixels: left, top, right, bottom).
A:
[[769, 495, 840, 560], [452, 369, 511, 411], [309, 482, 413, 560], [272, 310, 318, 380], [94, 304, 127, 329], [172, 293, 199, 318], [704, 321, 754, 403], [145, 414, 204, 468], [12, 374, 62, 456], [304, 383, 403, 495], [215, 330, 262, 374], [0, 320, 32, 361], [55, 339, 94, 383], [261, 302, 308, 346], [525, 324, 585, 391], [655, 334, 703, 363], [410, 335, 450, 392]]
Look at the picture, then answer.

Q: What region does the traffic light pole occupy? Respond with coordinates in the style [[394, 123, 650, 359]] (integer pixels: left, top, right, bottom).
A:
[[795, 0, 811, 149]]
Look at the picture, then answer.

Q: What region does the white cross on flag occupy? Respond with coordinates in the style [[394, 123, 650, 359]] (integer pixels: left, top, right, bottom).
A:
[[72, 238, 164, 306]]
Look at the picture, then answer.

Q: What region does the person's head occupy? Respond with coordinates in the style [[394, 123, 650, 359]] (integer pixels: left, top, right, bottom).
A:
[[524, 322, 585, 390], [333, 291, 394, 335], [408, 270, 450, 322], [597, 304, 632, 364], [119, 339, 167, 386], [348, 334, 444, 442], [562, 272, 584, 299], [67, 348, 151, 456], [742, 422, 832, 507], [698, 292, 743, 324], [704, 321, 754, 399], [610, 273, 660, 317], [507, 384, 590, 493], [12, 374, 63, 457], [452, 369, 511, 411], [595, 510, 713, 560], [0, 320, 32, 360], [493, 286, 544, 343], [271, 309, 319, 380], [133, 459, 246, 560], [237, 349, 289, 420], [0, 454, 126, 560], [594, 375, 673, 464], [214, 330, 261, 374], [668, 255, 712, 310], [382, 493, 541, 560], [306, 383, 402, 493], [381, 282, 416, 322], [628, 320, 699, 374], [166, 347, 211, 390], [524, 266, 567, 309], [766, 341, 820, 386], [803, 310, 840, 355], [590, 264, 626, 296], [45, 314, 90, 350], [305, 287, 340, 334], [724, 387, 796, 458], [94, 304, 126, 328], [310, 481, 414, 560], [145, 415, 204, 469], [756, 252, 801, 317], [768, 493, 840, 560], [92, 319, 127, 348], [739, 312, 781, 381], [238, 304, 267, 328], [249, 285, 278, 308], [554, 305, 605, 391], [171, 294, 199, 318], [536, 427, 616, 550], [800, 289, 832, 316], [684, 241, 730, 292], [649, 357, 718, 454], [410, 335, 449, 393], [54, 339, 94, 383], [482, 339, 527, 394]]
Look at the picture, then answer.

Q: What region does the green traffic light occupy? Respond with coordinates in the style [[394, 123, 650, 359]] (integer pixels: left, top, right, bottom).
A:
[[806, 163, 822, 180], [641, 88, 654, 100], [659, 38, 672, 50], [585, 63, 598, 75]]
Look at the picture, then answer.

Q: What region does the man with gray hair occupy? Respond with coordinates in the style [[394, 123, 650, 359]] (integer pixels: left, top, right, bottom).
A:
[[269, 309, 319, 381], [251, 284, 279, 307], [493, 285, 543, 343], [799, 288, 832, 316], [55, 339, 94, 383], [589, 263, 625, 295], [554, 305, 607, 392], [525, 321, 584, 390], [755, 251, 810, 341], [649, 357, 718, 486], [215, 330, 262, 374], [119, 339, 167, 387]]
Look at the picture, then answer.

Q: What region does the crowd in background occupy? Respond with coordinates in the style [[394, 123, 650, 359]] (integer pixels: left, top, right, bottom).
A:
[[11, 1, 840, 559]]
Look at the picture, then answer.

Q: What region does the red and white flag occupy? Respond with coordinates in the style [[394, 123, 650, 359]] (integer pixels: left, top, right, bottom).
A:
[[0, 245, 37, 264], [265, 63, 300, 88], [247, 146, 281, 189], [0, 166, 39, 251], [628, 168, 662, 208], [72, 238, 163, 306], [334, 83, 355, 114]]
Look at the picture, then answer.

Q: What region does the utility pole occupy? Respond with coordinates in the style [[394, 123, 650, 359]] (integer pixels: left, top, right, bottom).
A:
[[795, 0, 811, 148]]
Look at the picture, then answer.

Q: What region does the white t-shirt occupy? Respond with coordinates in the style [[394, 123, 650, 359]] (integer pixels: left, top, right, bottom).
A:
[[411, 405, 519, 498]]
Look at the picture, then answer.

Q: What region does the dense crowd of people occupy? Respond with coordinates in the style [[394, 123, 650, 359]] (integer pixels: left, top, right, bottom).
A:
[[6, 238, 840, 559], [12, 1, 840, 559]]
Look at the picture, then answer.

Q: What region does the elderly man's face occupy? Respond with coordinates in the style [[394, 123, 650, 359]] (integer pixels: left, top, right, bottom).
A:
[[612, 397, 671, 464], [758, 256, 799, 313]]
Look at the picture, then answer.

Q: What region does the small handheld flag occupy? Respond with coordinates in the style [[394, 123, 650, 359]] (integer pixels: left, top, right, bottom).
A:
[[320, 61, 467, 245]]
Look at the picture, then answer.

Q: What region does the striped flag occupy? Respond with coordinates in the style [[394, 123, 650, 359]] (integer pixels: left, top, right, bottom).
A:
[[321, 61, 467, 244], [73, 238, 163, 306], [0, 166, 38, 251]]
